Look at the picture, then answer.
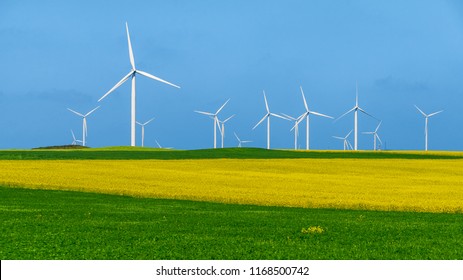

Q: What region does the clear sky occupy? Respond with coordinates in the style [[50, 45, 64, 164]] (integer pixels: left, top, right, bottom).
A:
[[1, 0, 462, 150]]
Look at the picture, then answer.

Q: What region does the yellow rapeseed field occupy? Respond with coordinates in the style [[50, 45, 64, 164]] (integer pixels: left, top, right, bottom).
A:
[[1, 159, 462, 213]]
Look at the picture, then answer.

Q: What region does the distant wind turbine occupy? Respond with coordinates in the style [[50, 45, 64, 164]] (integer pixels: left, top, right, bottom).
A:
[[335, 82, 376, 150], [98, 22, 180, 147], [253, 91, 288, 149], [155, 139, 173, 149], [362, 121, 382, 151], [333, 130, 354, 151], [218, 115, 235, 148], [295, 86, 333, 150], [136, 117, 155, 147], [281, 113, 303, 150], [195, 99, 230, 148], [415, 105, 443, 151], [70, 130, 83, 146], [67, 106, 99, 147], [234, 132, 252, 148]]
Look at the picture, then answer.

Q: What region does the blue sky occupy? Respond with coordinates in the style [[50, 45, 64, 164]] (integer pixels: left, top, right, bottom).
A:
[[1, 0, 462, 150]]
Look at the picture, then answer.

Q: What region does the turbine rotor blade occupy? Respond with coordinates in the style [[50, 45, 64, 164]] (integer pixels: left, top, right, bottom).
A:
[[358, 107, 377, 120], [67, 108, 84, 117], [136, 69, 181, 89], [376, 134, 383, 144], [144, 117, 155, 125], [215, 99, 230, 115], [234, 132, 240, 141], [428, 110, 443, 117], [375, 120, 382, 132], [414, 105, 427, 117], [335, 107, 356, 122], [126, 22, 136, 70], [300, 86, 309, 111], [271, 113, 289, 120], [281, 113, 295, 120], [223, 114, 235, 123], [194, 110, 214, 116], [295, 112, 308, 126], [85, 106, 100, 117], [346, 129, 353, 138], [98, 71, 133, 102], [253, 114, 268, 130], [311, 111, 334, 119], [263, 91, 270, 113]]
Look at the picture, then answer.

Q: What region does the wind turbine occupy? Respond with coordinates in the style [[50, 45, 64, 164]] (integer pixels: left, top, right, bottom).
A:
[[295, 86, 333, 150], [333, 130, 353, 151], [195, 99, 230, 148], [335, 82, 376, 150], [67, 106, 99, 147], [98, 22, 180, 147], [234, 132, 252, 148], [218, 115, 235, 148], [362, 121, 382, 151], [281, 113, 303, 150], [70, 130, 83, 146], [155, 139, 173, 149], [415, 105, 443, 151], [253, 91, 288, 149], [136, 117, 155, 147]]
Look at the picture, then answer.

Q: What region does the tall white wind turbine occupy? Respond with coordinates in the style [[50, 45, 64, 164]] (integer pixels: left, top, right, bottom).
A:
[[218, 115, 235, 148], [136, 117, 155, 147], [70, 130, 83, 146], [253, 91, 287, 149], [333, 130, 353, 151], [415, 105, 443, 151], [295, 86, 333, 150], [195, 99, 230, 148], [98, 22, 180, 147], [362, 121, 382, 151], [67, 106, 99, 147], [335, 82, 376, 150], [234, 132, 252, 148]]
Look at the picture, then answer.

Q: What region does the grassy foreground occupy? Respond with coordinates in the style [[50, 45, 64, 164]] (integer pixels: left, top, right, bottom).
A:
[[1, 187, 462, 260]]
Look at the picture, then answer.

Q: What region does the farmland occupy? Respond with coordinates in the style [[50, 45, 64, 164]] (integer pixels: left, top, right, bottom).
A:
[[1, 148, 462, 259]]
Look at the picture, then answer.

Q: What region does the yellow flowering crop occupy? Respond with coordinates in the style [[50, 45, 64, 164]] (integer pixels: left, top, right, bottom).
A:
[[1, 159, 462, 213]]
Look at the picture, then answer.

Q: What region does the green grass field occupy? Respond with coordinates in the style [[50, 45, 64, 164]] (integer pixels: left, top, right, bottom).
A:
[[1, 186, 462, 260], [1, 147, 462, 160], [1, 147, 462, 260]]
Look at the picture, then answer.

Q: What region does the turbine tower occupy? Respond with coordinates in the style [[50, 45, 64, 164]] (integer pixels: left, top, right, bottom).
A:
[[281, 113, 302, 150], [195, 99, 230, 148], [333, 130, 353, 151], [295, 86, 333, 150], [253, 91, 287, 149], [336, 82, 376, 150], [218, 115, 235, 148], [67, 106, 99, 147], [234, 132, 252, 148], [98, 22, 180, 146], [362, 121, 382, 151], [136, 117, 155, 147], [415, 105, 443, 151]]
